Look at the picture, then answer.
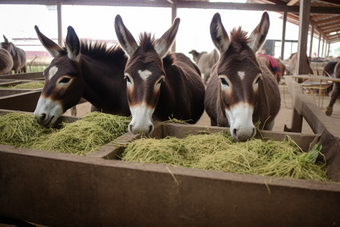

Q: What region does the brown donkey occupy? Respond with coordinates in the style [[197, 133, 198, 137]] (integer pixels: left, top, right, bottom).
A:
[[205, 12, 281, 142], [114, 15, 205, 135], [34, 26, 129, 126]]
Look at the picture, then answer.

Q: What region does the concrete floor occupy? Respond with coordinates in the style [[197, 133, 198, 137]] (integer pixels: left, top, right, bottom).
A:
[[65, 84, 340, 135]]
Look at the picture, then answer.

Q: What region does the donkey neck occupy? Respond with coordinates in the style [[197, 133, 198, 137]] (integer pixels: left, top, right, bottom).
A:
[[80, 53, 129, 115]]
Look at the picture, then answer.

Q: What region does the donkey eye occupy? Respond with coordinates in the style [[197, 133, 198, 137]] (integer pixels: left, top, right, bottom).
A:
[[125, 76, 131, 84], [59, 77, 70, 84], [220, 78, 229, 86], [254, 74, 262, 85], [157, 78, 164, 85]]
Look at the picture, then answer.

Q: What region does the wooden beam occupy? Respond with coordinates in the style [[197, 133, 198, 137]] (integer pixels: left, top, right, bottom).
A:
[[287, 0, 299, 6], [315, 16, 340, 25], [318, 0, 340, 6], [309, 22, 314, 58], [280, 9, 287, 60], [296, 0, 311, 77], [311, 15, 331, 21], [57, 1, 62, 46], [324, 25, 340, 34]]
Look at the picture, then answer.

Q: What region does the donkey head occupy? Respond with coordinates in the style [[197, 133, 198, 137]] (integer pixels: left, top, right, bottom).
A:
[[210, 12, 270, 142], [115, 14, 180, 135], [34, 25, 84, 126], [1, 35, 12, 53]]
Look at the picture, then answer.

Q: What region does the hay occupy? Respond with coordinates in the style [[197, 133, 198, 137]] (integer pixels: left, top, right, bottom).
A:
[[0, 111, 130, 155], [32, 112, 130, 155], [0, 112, 55, 148], [0, 82, 45, 89], [121, 131, 329, 181]]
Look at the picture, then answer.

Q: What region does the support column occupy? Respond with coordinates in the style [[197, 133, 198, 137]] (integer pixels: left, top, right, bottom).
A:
[[317, 35, 321, 57], [280, 8, 287, 60], [57, 1, 62, 46], [308, 22, 314, 58], [296, 0, 311, 82], [171, 0, 177, 52], [322, 38, 325, 58]]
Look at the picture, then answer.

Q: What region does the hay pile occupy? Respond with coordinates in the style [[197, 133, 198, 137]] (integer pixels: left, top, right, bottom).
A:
[[0, 112, 130, 155], [0, 81, 44, 89], [121, 131, 329, 181]]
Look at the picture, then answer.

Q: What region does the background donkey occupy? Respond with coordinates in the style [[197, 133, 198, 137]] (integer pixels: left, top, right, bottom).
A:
[[1, 35, 27, 73]]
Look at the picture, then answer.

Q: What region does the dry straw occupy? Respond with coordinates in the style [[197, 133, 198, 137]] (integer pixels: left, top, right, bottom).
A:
[[121, 131, 329, 181], [0, 111, 130, 155]]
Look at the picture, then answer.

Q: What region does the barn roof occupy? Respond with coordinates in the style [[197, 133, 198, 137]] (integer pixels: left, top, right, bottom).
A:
[[246, 0, 340, 44], [1, 0, 339, 44]]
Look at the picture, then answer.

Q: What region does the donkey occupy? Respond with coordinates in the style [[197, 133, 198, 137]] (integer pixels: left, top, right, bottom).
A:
[[257, 53, 286, 84], [1, 35, 27, 73], [189, 49, 219, 85], [325, 61, 340, 116], [0, 48, 13, 75], [34, 25, 129, 126], [205, 12, 281, 142], [114, 15, 205, 135]]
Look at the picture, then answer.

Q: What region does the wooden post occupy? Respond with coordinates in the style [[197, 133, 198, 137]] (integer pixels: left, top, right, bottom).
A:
[[317, 35, 321, 57], [322, 38, 325, 58], [295, 0, 311, 82], [57, 1, 62, 46], [327, 42, 330, 57], [280, 8, 287, 60], [171, 0, 177, 52], [308, 22, 314, 58]]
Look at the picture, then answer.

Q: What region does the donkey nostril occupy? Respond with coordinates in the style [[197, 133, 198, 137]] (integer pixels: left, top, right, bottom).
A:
[[233, 128, 237, 136], [148, 125, 153, 134], [40, 113, 47, 120], [129, 124, 133, 133]]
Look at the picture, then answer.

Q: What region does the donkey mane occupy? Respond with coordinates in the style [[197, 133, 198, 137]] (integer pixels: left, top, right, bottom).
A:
[[58, 40, 125, 62], [229, 27, 250, 51]]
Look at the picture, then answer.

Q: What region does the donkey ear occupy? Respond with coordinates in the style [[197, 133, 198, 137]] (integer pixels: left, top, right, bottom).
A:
[[35, 25, 62, 58], [65, 26, 81, 62], [3, 35, 9, 43], [114, 14, 138, 58], [248, 11, 270, 53], [154, 17, 180, 59], [210, 13, 230, 55]]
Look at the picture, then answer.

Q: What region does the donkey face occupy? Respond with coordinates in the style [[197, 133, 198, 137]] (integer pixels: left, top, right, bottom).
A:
[[210, 12, 270, 142], [34, 26, 84, 126], [115, 15, 180, 135]]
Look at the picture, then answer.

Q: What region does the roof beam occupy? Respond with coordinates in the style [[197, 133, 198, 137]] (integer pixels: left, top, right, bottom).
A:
[[318, 0, 340, 6], [315, 16, 340, 25]]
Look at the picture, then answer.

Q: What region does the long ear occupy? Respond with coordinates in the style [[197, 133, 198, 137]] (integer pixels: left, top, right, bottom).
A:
[[114, 14, 138, 58], [210, 13, 230, 55], [154, 17, 180, 59], [65, 26, 81, 62], [3, 35, 9, 43], [248, 11, 270, 53], [34, 25, 62, 57]]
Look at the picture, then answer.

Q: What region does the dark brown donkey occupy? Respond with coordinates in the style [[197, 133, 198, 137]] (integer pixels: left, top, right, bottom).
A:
[[114, 15, 205, 135], [34, 25, 129, 126], [205, 12, 281, 142], [1, 35, 27, 73], [325, 61, 340, 116]]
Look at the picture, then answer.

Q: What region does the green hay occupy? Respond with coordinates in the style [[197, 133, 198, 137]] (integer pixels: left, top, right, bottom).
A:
[[32, 112, 130, 155], [121, 131, 329, 181], [0, 112, 130, 156], [0, 82, 45, 89], [0, 112, 55, 148]]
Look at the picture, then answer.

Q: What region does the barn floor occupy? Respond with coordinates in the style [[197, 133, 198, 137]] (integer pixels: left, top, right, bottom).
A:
[[1, 82, 340, 227]]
